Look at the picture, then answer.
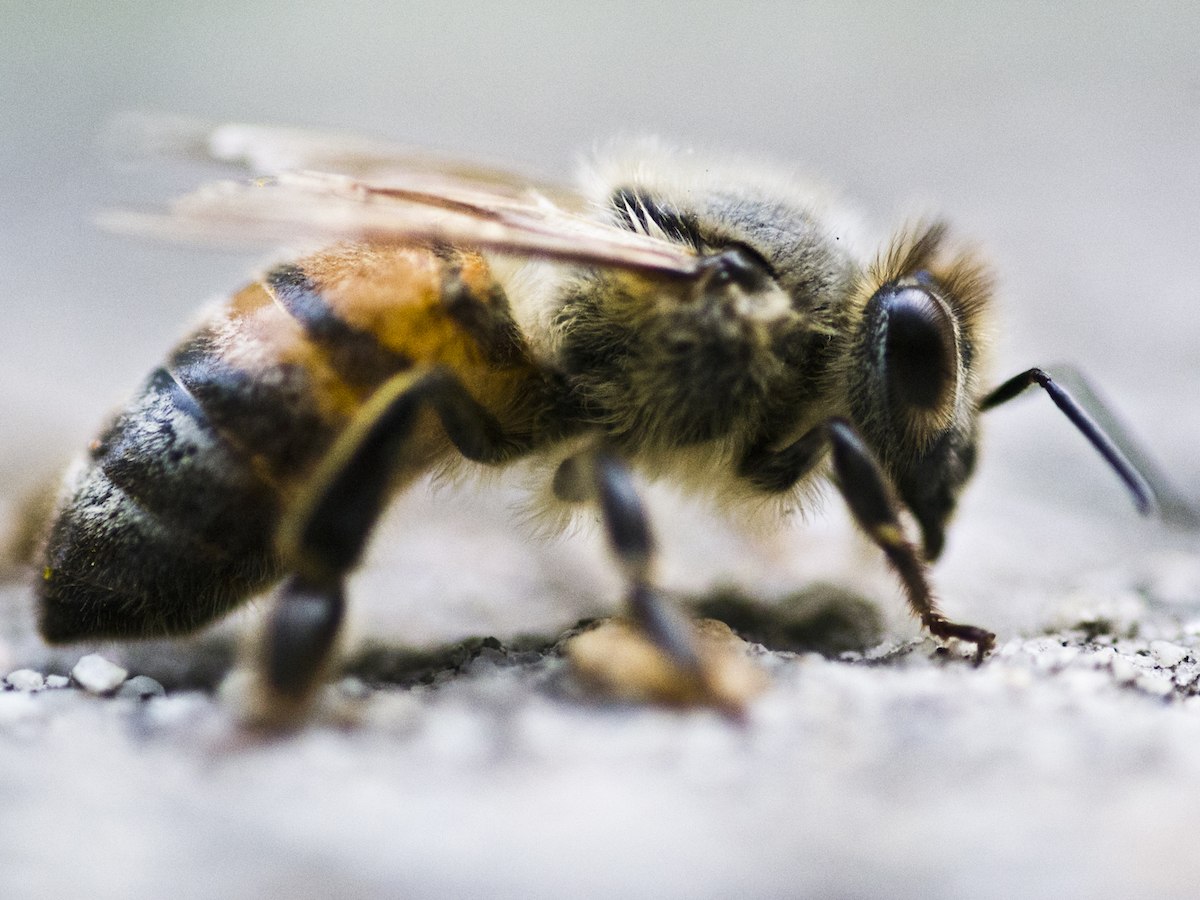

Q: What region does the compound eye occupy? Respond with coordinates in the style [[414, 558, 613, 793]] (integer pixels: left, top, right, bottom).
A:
[[881, 284, 959, 414], [699, 244, 775, 293]]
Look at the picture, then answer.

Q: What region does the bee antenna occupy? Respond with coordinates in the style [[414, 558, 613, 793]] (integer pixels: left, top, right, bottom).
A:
[[981, 366, 1200, 526]]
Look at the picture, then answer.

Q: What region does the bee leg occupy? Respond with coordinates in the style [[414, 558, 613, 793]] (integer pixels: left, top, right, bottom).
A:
[[737, 425, 829, 493], [739, 419, 995, 662], [555, 447, 701, 670], [555, 447, 763, 714], [258, 574, 345, 712], [246, 367, 528, 725], [824, 418, 994, 661]]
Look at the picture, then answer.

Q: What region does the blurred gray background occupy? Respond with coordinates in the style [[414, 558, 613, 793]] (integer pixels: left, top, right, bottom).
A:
[[4, 1, 1198, 488], [2, 2, 1200, 898]]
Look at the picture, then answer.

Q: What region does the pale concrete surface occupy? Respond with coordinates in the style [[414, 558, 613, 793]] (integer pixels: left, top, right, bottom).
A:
[[3, 2, 1200, 898]]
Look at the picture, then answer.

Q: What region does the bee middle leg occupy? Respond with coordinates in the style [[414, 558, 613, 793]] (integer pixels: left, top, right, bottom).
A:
[[740, 418, 995, 661], [555, 445, 704, 662], [247, 366, 528, 725], [553, 446, 766, 712]]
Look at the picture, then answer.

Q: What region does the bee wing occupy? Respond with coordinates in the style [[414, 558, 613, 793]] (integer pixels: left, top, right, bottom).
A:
[[111, 115, 588, 210], [102, 119, 700, 276], [102, 169, 701, 276]]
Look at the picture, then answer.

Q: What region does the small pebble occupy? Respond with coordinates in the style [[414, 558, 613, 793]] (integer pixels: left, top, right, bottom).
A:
[[1031, 644, 1080, 672], [117, 675, 165, 700], [71, 654, 128, 694], [1136, 671, 1176, 698], [1109, 656, 1138, 684], [474, 646, 508, 666], [1150, 640, 1189, 669], [1084, 646, 1117, 669], [5, 669, 45, 692], [44, 675, 70, 689], [337, 676, 371, 700], [1175, 667, 1200, 689]]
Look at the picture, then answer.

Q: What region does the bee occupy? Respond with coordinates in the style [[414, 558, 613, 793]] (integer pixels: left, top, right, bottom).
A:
[[37, 123, 1174, 722]]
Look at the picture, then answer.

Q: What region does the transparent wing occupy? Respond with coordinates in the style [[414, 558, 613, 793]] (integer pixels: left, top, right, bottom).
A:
[[110, 115, 585, 206], [102, 119, 700, 277], [102, 170, 700, 275]]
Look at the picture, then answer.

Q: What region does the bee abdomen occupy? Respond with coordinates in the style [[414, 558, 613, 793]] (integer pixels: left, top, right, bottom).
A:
[[39, 462, 278, 640], [267, 262, 414, 389], [38, 243, 520, 643], [39, 366, 283, 641], [93, 367, 282, 547]]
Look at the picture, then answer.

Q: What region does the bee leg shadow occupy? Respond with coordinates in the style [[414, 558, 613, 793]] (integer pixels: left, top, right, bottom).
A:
[[243, 366, 528, 727]]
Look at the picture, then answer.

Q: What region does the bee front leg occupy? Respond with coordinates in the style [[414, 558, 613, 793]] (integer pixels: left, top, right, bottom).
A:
[[823, 419, 995, 661], [244, 367, 528, 726], [740, 419, 995, 662]]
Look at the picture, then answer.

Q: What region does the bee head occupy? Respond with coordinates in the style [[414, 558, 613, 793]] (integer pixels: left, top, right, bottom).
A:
[[847, 224, 992, 560]]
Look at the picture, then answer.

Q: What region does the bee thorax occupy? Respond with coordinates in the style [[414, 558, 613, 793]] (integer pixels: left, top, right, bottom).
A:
[[556, 279, 799, 448]]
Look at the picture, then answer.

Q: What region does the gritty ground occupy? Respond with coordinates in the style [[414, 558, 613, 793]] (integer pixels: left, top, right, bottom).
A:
[[3, 472, 1200, 900], [5, 5, 1200, 897]]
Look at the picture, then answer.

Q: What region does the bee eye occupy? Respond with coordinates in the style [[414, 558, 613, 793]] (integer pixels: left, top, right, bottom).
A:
[[880, 284, 958, 412], [699, 245, 774, 293]]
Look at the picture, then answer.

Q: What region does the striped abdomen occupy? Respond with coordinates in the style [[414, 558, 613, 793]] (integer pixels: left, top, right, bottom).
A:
[[39, 243, 538, 641]]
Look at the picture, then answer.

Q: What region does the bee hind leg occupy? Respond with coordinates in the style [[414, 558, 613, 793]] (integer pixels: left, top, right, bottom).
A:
[[243, 366, 529, 727], [254, 574, 345, 717]]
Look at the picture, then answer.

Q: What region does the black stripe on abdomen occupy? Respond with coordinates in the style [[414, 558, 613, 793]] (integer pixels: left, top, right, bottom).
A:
[[266, 263, 412, 389], [39, 459, 278, 640], [168, 334, 341, 480], [90, 366, 281, 553], [40, 364, 285, 640]]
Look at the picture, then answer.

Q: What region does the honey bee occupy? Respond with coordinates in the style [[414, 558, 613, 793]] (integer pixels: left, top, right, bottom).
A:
[[37, 123, 1174, 722]]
